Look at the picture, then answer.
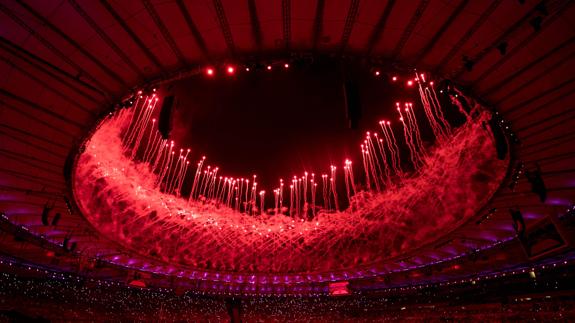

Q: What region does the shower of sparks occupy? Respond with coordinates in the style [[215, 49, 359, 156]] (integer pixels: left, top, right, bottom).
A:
[[73, 75, 508, 273]]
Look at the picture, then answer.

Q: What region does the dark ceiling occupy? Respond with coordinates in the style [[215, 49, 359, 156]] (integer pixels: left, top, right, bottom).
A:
[[0, 0, 574, 294]]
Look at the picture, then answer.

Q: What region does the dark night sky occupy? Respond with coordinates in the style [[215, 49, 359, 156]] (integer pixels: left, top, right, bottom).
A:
[[161, 62, 424, 190]]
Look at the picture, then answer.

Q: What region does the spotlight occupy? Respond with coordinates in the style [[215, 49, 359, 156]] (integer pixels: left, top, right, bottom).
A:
[[51, 212, 61, 226], [284, 63, 289, 69], [226, 66, 235, 75], [525, 164, 547, 202], [535, 3, 548, 16], [497, 41, 508, 55], [392, 76, 398, 82], [205, 67, 215, 76], [245, 67, 250, 71], [374, 71, 380, 76], [407, 80, 413, 87], [463, 56, 474, 72], [63, 236, 70, 250], [509, 208, 525, 238], [267, 65, 272, 71], [41, 203, 52, 226], [530, 16, 543, 32]]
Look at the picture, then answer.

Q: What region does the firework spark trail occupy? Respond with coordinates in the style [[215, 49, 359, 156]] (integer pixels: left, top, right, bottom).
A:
[[199, 166, 212, 197], [274, 188, 279, 212], [397, 104, 420, 168], [289, 183, 294, 216], [321, 175, 329, 210], [402, 104, 424, 168], [173, 149, 191, 193], [303, 172, 309, 208], [151, 141, 168, 173], [208, 168, 219, 199], [131, 99, 158, 159], [373, 134, 392, 186], [380, 122, 402, 176], [427, 85, 452, 135], [360, 147, 371, 190], [418, 82, 445, 139], [166, 149, 183, 193], [176, 161, 190, 195], [243, 179, 250, 212], [141, 119, 157, 162], [405, 103, 426, 157], [330, 166, 339, 211], [121, 94, 142, 143], [364, 138, 380, 191], [161, 151, 177, 190], [189, 157, 205, 201], [81, 80, 494, 241], [259, 191, 265, 214], [143, 125, 159, 163], [171, 156, 185, 194], [279, 179, 284, 211], [216, 177, 226, 203], [156, 146, 174, 188], [122, 95, 146, 146], [203, 170, 215, 199], [311, 182, 317, 217], [344, 160, 351, 203], [367, 134, 385, 190]]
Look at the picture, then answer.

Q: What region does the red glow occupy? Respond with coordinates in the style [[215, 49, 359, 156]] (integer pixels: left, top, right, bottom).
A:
[[407, 80, 414, 86], [267, 65, 272, 70], [226, 66, 235, 74], [392, 76, 398, 81], [375, 71, 380, 76], [284, 63, 289, 68], [72, 87, 507, 275], [206, 67, 215, 76]]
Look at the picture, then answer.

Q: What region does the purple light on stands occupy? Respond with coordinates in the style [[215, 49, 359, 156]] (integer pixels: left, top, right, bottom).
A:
[[546, 198, 570, 206]]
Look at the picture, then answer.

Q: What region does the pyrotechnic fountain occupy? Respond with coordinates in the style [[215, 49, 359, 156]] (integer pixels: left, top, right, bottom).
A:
[[72, 72, 508, 275]]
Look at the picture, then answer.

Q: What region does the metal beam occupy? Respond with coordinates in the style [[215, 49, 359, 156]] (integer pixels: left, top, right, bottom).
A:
[[472, 1, 574, 86], [15, 0, 128, 89], [311, 0, 326, 50], [340, 0, 360, 52], [68, 0, 145, 80], [0, 36, 106, 102], [1, 56, 96, 116], [0, 124, 69, 150], [390, 0, 430, 60], [0, 4, 112, 96], [509, 77, 575, 116], [0, 88, 84, 128], [99, 0, 164, 70], [143, 0, 186, 66], [175, 0, 209, 57], [0, 101, 77, 138], [212, 0, 235, 54], [413, 0, 469, 65], [366, 0, 396, 55], [248, 0, 263, 51], [452, 1, 549, 78], [507, 86, 575, 121], [282, 0, 291, 49], [483, 36, 575, 96], [434, 0, 502, 73]]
